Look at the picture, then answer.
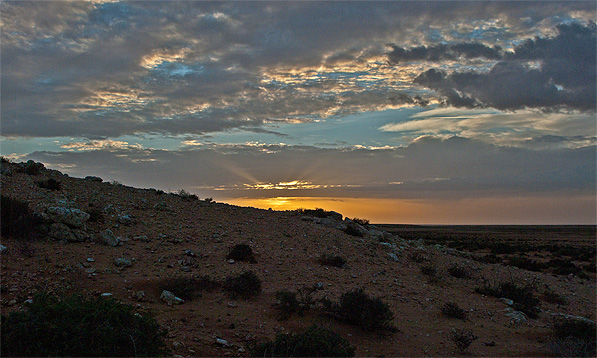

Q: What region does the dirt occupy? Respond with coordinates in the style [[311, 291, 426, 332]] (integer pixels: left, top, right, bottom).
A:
[[1, 162, 595, 357]]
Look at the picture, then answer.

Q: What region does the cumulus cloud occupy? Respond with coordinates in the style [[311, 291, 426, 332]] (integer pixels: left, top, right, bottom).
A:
[[411, 22, 596, 111]]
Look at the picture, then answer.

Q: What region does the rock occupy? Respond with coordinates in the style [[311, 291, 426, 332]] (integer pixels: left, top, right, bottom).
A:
[[72, 229, 91, 242], [87, 258, 95, 262], [98, 229, 120, 247], [49, 223, 78, 242], [345, 221, 368, 237], [134, 291, 146, 301], [101, 293, 113, 297], [215, 338, 231, 347], [388, 252, 400, 262], [132, 235, 150, 242], [505, 307, 527, 323], [84, 176, 103, 182], [160, 290, 184, 305], [499, 298, 515, 306], [327, 211, 343, 221], [113, 258, 132, 268], [185, 249, 196, 257], [46, 206, 90, 227], [0, 244, 7, 253], [118, 214, 133, 226]]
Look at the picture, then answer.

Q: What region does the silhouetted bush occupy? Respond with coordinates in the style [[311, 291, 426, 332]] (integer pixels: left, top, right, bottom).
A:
[[248, 325, 356, 357], [224, 271, 262, 299], [550, 318, 596, 357], [447, 264, 471, 279], [227, 243, 257, 263], [328, 288, 395, 332], [157, 275, 220, 301], [36, 178, 61, 191], [1, 195, 43, 241], [475, 280, 540, 318], [350, 217, 370, 226], [318, 254, 346, 268], [441, 302, 467, 320], [22, 160, 44, 175], [450, 329, 478, 353], [274, 285, 323, 320], [176, 189, 199, 201], [1, 293, 169, 357]]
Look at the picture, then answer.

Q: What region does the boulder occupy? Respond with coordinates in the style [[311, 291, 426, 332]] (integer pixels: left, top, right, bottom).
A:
[[113, 258, 132, 267], [49, 223, 78, 242], [46, 206, 90, 227], [98, 229, 120, 247], [72, 229, 91, 242], [160, 290, 184, 305]]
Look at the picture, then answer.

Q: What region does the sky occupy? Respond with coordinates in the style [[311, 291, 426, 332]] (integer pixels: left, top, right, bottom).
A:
[[1, 1, 595, 224]]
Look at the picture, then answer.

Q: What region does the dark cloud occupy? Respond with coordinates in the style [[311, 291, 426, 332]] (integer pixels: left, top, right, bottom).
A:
[[412, 22, 596, 111], [387, 43, 502, 63]]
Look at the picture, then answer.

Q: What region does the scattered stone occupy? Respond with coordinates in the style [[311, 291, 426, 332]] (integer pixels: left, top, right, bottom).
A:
[[98, 229, 120, 247], [228, 259, 235, 264], [72, 229, 91, 242], [180, 266, 191, 272], [215, 338, 231, 347], [113, 258, 133, 268], [505, 307, 528, 323], [500, 298, 515, 306], [484, 341, 496, 347], [154, 201, 169, 211], [0, 244, 7, 253], [46, 206, 90, 228], [133, 235, 150, 242], [185, 249, 196, 257], [87, 258, 95, 262], [134, 291, 146, 301], [388, 252, 400, 262], [160, 290, 184, 305], [101, 293, 113, 297], [118, 214, 133, 226]]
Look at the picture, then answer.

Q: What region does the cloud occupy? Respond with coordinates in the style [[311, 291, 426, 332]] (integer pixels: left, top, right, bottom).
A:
[[412, 22, 596, 111], [387, 43, 503, 63]]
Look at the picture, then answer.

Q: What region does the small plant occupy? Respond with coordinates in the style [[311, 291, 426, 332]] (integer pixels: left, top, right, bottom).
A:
[[318, 254, 346, 268], [475, 280, 540, 318], [450, 329, 478, 353], [1, 293, 170, 357], [550, 317, 596, 357], [350, 217, 370, 226], [329, 288, 395, 332], [248, 325, 356, 357], [441, 302, 467, 320], [420, 265, 437, 277], [177, 189, 199, 201], [1, 195, 43, 241], [157, 275, 220, 301], [448, 264, 471, 279], [275, 290, 301, 320], [409, 251, 428, 263], [224, 271, 262, 299], [227, 243, 257, 263], [23, 160, 44, 175], [36, 178, 61, 191], [542, 287, 568, 305]]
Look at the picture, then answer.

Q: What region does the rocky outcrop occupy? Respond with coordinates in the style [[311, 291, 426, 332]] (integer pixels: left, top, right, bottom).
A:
[[160, 290, 184, 305], [46, 207, 90, 228], [97, 229, 120, 247], [49, 223, 79, 242]]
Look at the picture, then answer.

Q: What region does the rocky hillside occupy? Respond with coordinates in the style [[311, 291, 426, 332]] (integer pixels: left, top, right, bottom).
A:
[[1, 159, 595, 357]]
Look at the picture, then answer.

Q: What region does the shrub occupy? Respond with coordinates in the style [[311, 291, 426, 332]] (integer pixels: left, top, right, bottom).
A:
[[420, 265, 437, 277], [330, 288, 394, 332], [441, 302, 467, 320], [224, 271, 262, 299], [227, 243, 257, 263], [1, 195, 43, 241], [23, 160, 44, 175], [0, 293, 170, 357], [177, 189, 199, 201], [447, 264, 471, 279], [318, 254, 346, 268], [350, 217, 370, 226], [450, 329, 478, 353], [36, 178, 61, 191], [248, 325, 356, 357], [550, 318, 596, 357], [157, 275, 220, 301], [409, 251, 428, 263], [274, 285, 323, 320], [86, 207, 104, 222], [475, 280, 540, 318]]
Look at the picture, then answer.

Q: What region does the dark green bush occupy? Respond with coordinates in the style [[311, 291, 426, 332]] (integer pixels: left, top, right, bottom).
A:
[[157, 275, 220, 301], [475, 281, 540, 318], [441, 302, 467, 320], [330, 288, 394, 332], [227, 243, 257, 263], [550, 318, 596, 357], [36, 178, 61, 191], [1, 195, 43, 241], [275, 290, 301, 320], [248, 325, 355, 357], [450, 329, 478, 353], [0, 293, 169, 357], [224, 271, 262, 299], [318, 254, 346, 268]]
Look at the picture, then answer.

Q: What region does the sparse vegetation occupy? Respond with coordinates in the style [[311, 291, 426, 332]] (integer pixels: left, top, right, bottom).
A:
[[227, 243, 257, 263], [157, 275, 220, 301], [36, 178, 61, 191], [86, 207, 104, 222], [450, 329, 478, 353], [176, 189, 199, 201], [409, 251, 429, 263], [350, 217, 370, 226], [274, 285, 323, 320], [1, 195, 44, 241], [441, 302, 467, 320], [447, 264, 471, 279], [326, 288, 395, 332], [22, 160, 44, 175], [248, 325, 356, 357], [550, 317, 596, 357], [296, 208, 340, 219], [475, 280, 540, 318], [0, 293, 170, 357], [318, 254, 346, 268], [224, 271, 262, 299]]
